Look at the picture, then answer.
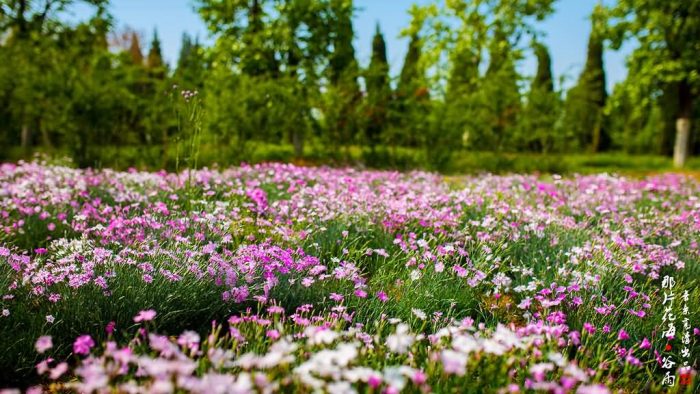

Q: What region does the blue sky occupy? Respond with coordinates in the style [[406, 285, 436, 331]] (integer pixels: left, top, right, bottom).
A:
[[71, 0, 632, 90]]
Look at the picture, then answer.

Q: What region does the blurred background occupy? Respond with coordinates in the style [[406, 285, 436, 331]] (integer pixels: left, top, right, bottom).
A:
[[0, 0, 697, 174]]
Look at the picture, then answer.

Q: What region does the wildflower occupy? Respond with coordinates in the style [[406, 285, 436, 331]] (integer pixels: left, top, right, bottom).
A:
[[387, 324, 415, 354], [35, 336, 53, 353], [412, 370, 427, 385], [368, 374, 382, 389], [73, 335, 95, 355], [133, 309, 157, 323], [441, 349, 467, 376], [2, 309, 9, 317], [412, 308, 427, 320], [49, 362, 68, 380], [639, 337, 651, 349], [45, 315, 55, 323], [376, 291, 389, 302], [266, 330, 280, 340], [618, 329, 630, 341], [354, 289, 367, 298], [105, 321, 116, 335]]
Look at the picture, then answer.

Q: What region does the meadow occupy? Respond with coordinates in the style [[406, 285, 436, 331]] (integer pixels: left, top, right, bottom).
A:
[[0, 159, 699, 393]]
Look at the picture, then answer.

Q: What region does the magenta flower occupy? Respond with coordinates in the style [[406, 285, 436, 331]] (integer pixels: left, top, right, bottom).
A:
[[639, 337, 651, 350], [376, 291, 388, 302], [618, 329, 630, 341], [73, 335, 94, 355], [106, 321, 116, 335], [368, 374, 382, 389], [583, 322, 596, 335], [133, 309, 157, 323], [354, 289, 367, 298]]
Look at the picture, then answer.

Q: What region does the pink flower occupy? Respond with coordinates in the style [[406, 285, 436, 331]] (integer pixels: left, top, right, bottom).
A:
[[266, 329, 280, 340], [618, 329, 630, 341], [376, 291, 388, 302], [35, 336, 53, 354], [133, 309, 157, 323], [368, 374, 382, 389], [354, 289, 367, 298], [583, 322, 596, 335], [34, 248, 47, 255], [330, 293, 344, 302], [106, 321, 116, 335], [412, 370, 427, 385], [49, 362, 68, 379], [73, 335, 94, 355], [639, 337, 651, 350]]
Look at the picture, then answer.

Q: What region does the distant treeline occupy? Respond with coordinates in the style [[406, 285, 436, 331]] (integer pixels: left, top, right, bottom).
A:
[[0, 0, 698, 170]]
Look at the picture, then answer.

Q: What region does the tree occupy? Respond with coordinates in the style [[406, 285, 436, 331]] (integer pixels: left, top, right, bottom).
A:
[[147, 29, 165, 74], [563, 5, 607, 152], [364, 23, 390, 146], [518, 41, 561, 152], [324, 0, 361, 152], [607, 0, 700, 167], [395, 29, 429, 147], [0, 0, 109, 153], [128, 31, 144, 65], [175, 33, 206, 89]]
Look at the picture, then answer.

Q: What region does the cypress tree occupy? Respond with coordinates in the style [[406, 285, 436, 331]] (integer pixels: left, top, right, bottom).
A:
[[563, 5, 607, 152], [327, 0, 360, 148], [365, 22, 390, 145], [520, 42, 560, 152], [398, 33, 421, 98], [128, 31, 144, 65], [175, 33, 205, 89], [532, 42, 553, 93], [329, 0, 359, 87], [482, 23, 520, 150], [147, 29, 165, 74]]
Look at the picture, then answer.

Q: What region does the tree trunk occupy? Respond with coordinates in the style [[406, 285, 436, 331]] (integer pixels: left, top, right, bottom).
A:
[[292, 129, 303, 158], [21, 123, 31, 154], [673, 80, 693, 168]]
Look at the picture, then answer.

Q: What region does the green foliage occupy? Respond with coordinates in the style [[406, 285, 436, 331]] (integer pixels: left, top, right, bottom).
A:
[[363, 23, 391, 146], [0, 0, 698, 170], [563, 5, 608, 153], [606, 0, 700, 166]]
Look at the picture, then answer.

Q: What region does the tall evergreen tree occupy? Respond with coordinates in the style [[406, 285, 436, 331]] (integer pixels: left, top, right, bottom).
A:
[[397, 33, 421, 98], [563, 5, 607, 152], [480, 23, 521, 150], [326, 0, 360, 149], [146, 29, 165, 72], [365, 22, 390, 145], [128, 31, 144, 65], [532, 42, 553, 92], [175, 33, 205, 89], [519, 42, 561, 152], [395, 31, 429, 146]]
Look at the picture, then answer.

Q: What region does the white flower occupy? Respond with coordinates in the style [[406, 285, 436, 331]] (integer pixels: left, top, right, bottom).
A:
[[452, 335, 479, 354], [411, 308, 427, 320], [386, 324, 415, 354], [327, 381, 357, 394], [305, 326, 339, 346]]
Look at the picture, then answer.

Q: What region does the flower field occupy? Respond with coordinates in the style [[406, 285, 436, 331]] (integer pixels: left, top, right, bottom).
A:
[[1, 160, 699, 393]]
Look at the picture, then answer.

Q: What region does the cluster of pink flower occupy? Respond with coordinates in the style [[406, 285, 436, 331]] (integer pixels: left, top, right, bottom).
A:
[[0, 161, 698, 391]]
